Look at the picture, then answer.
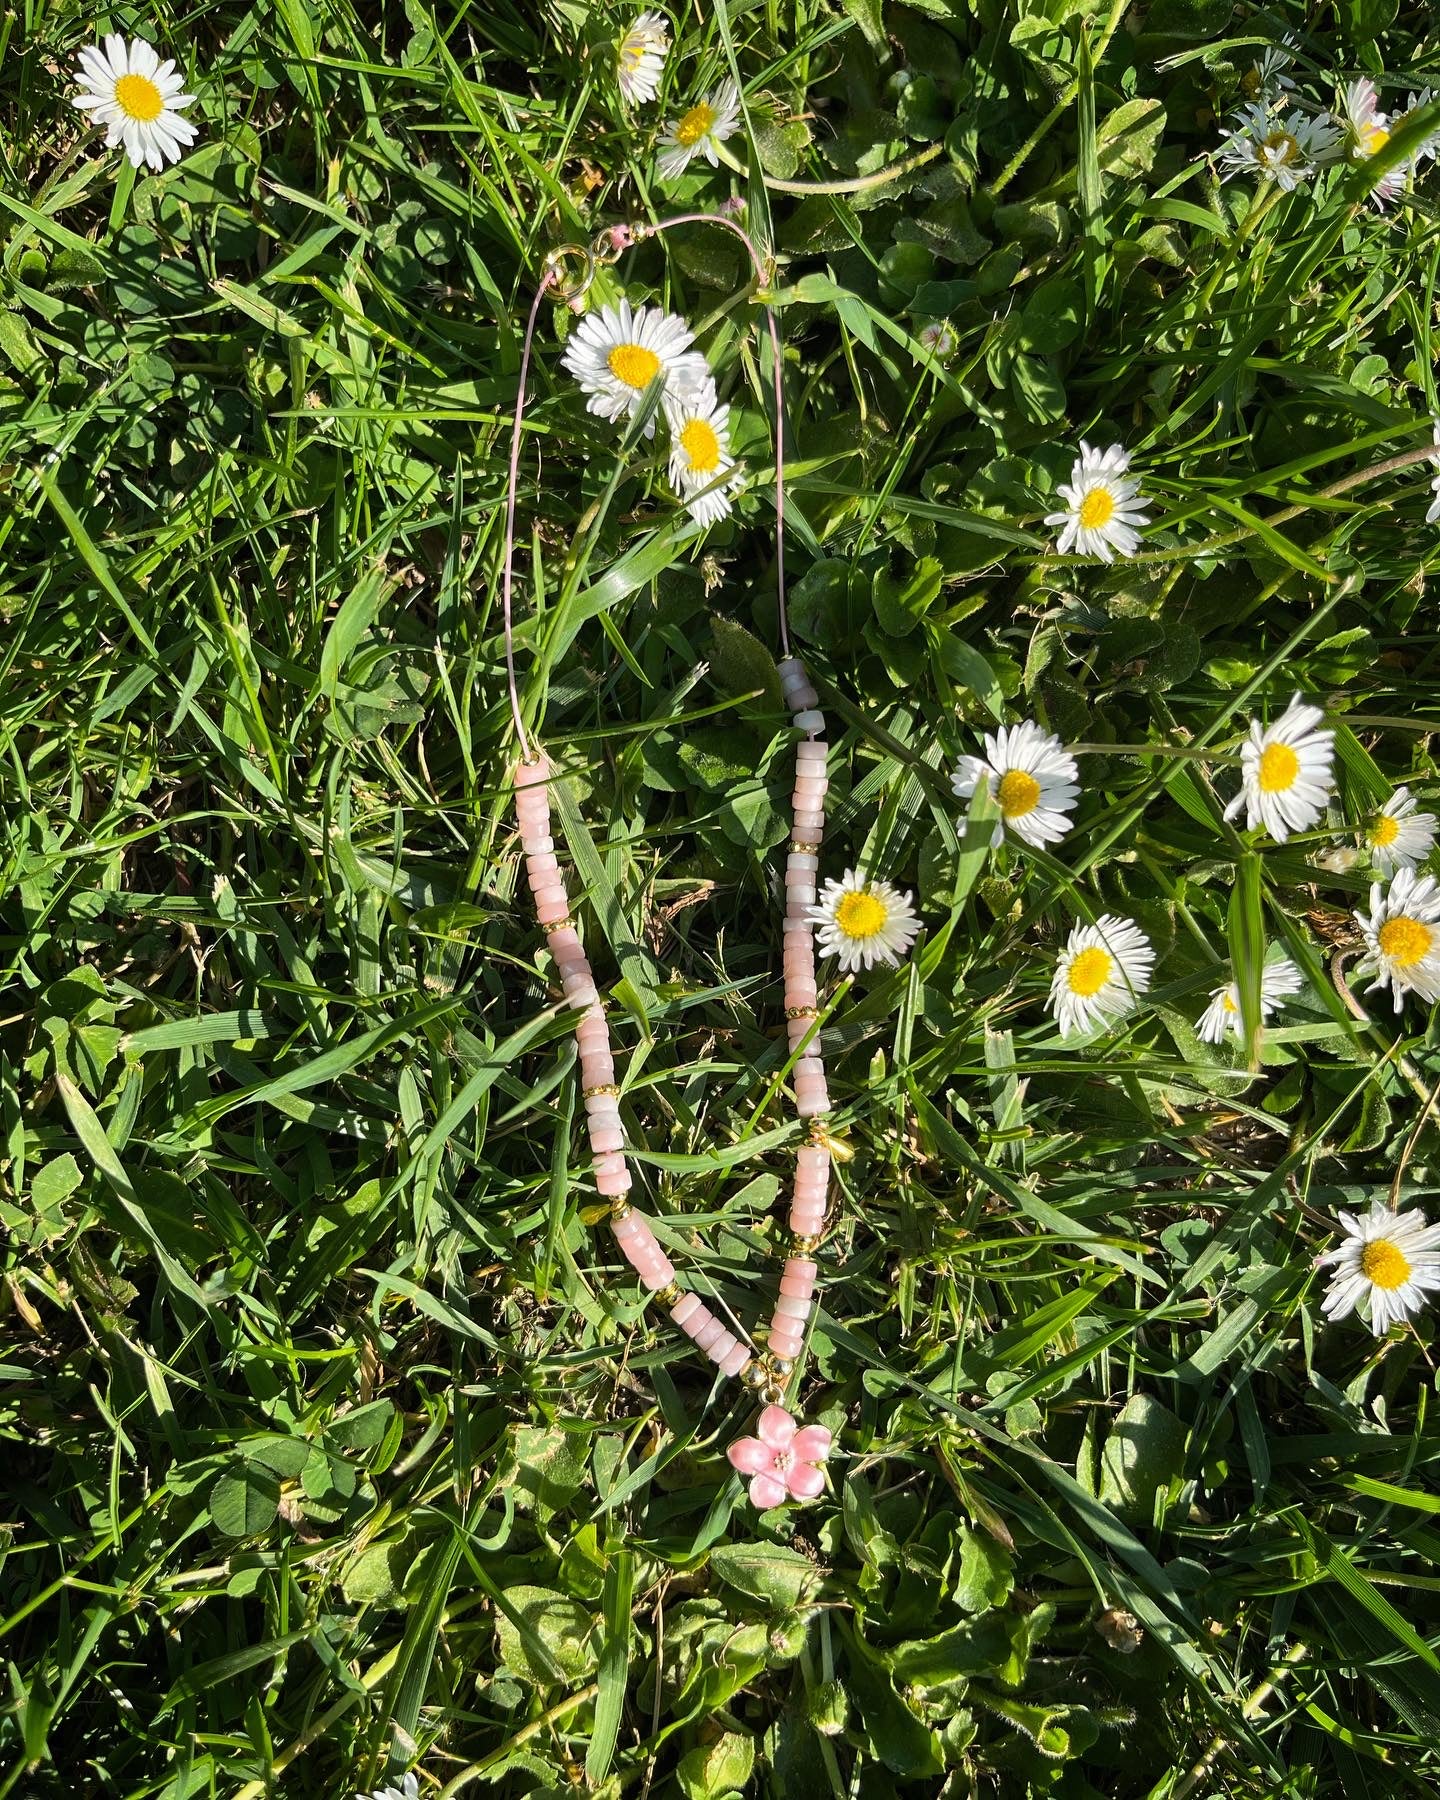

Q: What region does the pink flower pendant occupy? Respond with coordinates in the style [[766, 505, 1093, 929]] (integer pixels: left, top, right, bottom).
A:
[[726, 1404, 832, 1509]]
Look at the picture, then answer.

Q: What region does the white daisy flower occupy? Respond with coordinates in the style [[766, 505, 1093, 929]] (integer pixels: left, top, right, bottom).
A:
[[951, 720, 1080, 851], [1222, 693, 1336, 843], [616, 10, 669, 107], [1195, 956, 1303, 1045], [808, 870, 920, 973], [1394, 87, 1440, 160], [560, 299, 710, 437], [1217, 100, 1341, 192], [1044, 442, 1150, 562], [1338, 77, 1410, 206], [657, 79, 742, 181], [918, 319, 957, 359], [359, 1775, 419, 1800], [1048, 915, 1155, 1040], [1317, 1199, 1440, 1336], [1361, 787, 1438, 878], [665, 385, 743, 526], [71, 34, 198, 172], [1355, 867, 1440, 1012]]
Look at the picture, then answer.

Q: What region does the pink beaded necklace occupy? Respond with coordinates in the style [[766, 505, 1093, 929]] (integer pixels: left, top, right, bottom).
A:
[[502, 213, 835, 1508]]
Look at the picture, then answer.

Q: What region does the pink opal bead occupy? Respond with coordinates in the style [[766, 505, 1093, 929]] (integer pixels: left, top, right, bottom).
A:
[[794, 708, 826, 734], [596, 1165, 632, 1195], [770, 1327, 803, 1358], [794, 810, 825, 830], [719, 1341, 751, 1378], [515, 758, 551, 787], [780, 1275, 812, 1300], [535, 895, 570, 925], [782, 916, 812, 933], [564, 978, 600, 1009], [639, 1254, 677, 1291], [596, 1152, 629, 1181], [775, 1293, 810, 1321], [550, 926, 581, 956], [589, 1121, 624, 1153], [526, 852, 559, 879], [797, 1092, 831, 1119], [786, 884, 817, 906], [785, 1255, 818, 1284], [672, 1292, 701, 1326], [785, 681, 819, 709], [532, 881, 568, 908], [788, 854, 819, 874], [790, 1198, 826, 1222], [524, 833, 555, 854], [694, 1315, 727, 1354], [795, 1056, 824, 1080], [680, 1303, 714, 1340], [706, 1327, 739, 1363], [798, 1147, 828, 1173], [611, 1206, 645, 1239]]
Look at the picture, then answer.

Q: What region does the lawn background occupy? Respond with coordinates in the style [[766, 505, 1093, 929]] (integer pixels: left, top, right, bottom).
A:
[[6, 0, 1440, 1795]]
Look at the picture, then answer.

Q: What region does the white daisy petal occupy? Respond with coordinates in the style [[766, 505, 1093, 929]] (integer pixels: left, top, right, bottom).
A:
[[1360, 785, 1438, 878], [1319, 1202, 1440, 1336], [1045, 442, 1150, 562], [808, 870, 920, 974], [1223, 692, 1335, 842], [1354, 866, 1440, 1012], [951, 719, 1080, 851], [1047, 914, 1155, 1040], [657, 79, 742, 182], [616, 10, 670, 107], [71, 34, 199, 170]]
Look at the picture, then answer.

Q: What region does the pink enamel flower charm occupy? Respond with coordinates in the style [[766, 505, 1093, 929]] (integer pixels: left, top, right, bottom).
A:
[[726, 1405, 832, 1509]]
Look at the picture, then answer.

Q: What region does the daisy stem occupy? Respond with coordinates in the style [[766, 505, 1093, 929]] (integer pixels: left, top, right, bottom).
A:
[[723, 139, 945, 196]]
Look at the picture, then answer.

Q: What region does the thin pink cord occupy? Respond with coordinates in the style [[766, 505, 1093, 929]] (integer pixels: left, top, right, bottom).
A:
[[500, 210, 792, 751], [501, 269, 555, 761], [645, 211, 790, 658]]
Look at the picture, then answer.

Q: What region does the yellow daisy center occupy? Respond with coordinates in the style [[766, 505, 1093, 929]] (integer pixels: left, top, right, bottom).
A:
[[1257, 742, 1299, 793], [1263, 130, 1298, 164], [1362, 124, 1390, 156], [1078, 487, 1115, 530], [607, 342, 662, 390], [1221, 992, 1238, 1013], [676, 101, 715, 147], [115, 72, 165, 122], [834, 891, 887, 941], [1377, 915, 1434, 968], [680, 417, 721, 474], [623, 43, 645, 67], [1371, 813, 1400, 848], [1360, 1237, 1411, 1290], [997, 769, 1041, 818], [1066, 946, 1113, 997]]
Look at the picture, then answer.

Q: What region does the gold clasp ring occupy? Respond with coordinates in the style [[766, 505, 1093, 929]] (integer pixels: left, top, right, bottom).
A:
[[542, 243, 595, 305]]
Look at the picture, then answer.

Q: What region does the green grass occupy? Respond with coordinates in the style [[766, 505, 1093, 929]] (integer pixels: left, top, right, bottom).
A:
[[7, 0, 1440, 1795]]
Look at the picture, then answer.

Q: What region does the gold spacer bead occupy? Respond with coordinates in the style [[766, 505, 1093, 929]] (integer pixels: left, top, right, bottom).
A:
[[610, 1199, 634, 1222], [761, 1381, 787, 1405], [790, 1232, 822, 1255], [808, 1116, 829, 1145], [785, 1005, 819, 1020], [583, 1083, 619, 1098], [543, 915, 573, 933], [791, 839, 823, 853], [769, 1355, 794, 1379], [742, 1358, 769, 1391], [654, 1281, 682, 1308]]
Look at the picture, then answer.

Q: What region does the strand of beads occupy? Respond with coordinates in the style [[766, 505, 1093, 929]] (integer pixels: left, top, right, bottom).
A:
[[767, 655, 831, 1372], [514, 754, 752, 1382]]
